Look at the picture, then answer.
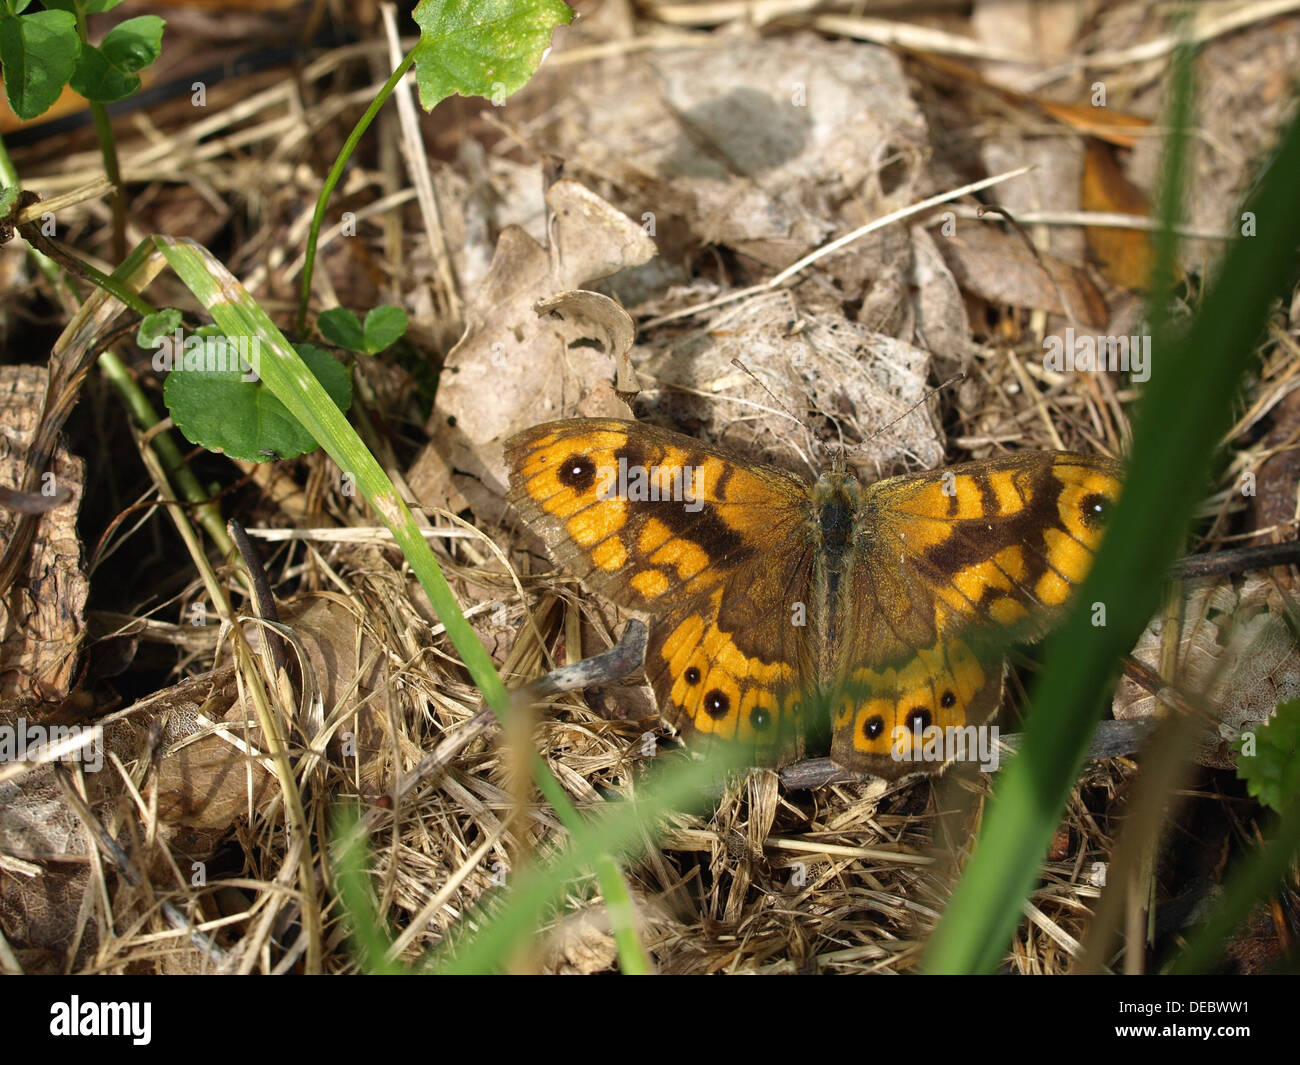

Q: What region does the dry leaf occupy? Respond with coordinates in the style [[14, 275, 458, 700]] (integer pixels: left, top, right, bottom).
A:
[[937, 220, 1108, 327], [1112, 576, 1300, 768], [410, 181, 653, 516], [1081, 138, 1152, 290], [0, 366, 88, 700]]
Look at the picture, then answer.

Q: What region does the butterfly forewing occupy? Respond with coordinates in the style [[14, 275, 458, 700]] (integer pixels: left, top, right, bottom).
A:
[[505, 419, 810, 607]]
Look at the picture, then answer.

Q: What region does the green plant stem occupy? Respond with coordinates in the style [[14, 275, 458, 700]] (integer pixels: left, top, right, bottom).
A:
[[296, 50, 417, 333], [69, 1, 126, 262], [87, 100, 126, 262], [0, 135, 231, 556], [95, 348, 232, 554]]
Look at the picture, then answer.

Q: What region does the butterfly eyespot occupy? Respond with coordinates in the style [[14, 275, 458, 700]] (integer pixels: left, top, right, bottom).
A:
[[863, 715, 885, 740], [684, 666, 701, 685], [558, 453, 597, 492], [1079, 492, 1112, 529], [940, 689, 956, 709], [750, 707, 771, 729], [905, 707, 932, 732], [703, 690, 731, 718]]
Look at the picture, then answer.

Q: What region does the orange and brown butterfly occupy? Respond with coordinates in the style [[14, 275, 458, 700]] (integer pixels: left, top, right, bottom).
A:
[[504, 418, 1123, 779]]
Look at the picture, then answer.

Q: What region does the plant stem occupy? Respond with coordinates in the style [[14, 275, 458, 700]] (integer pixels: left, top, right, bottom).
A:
[[88, 101, 127, 262], [297, 49, 419, 333], [69, 3, 127, 261], [1, 134, 231, 555]]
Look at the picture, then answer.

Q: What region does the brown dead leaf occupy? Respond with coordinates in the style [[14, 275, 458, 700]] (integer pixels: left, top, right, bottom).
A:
[[535, 289, 641, 400], [0, 366, 88, 701], [410, 180, 652, 516], [146, 667, 275, 830], [1081, 139, 1152, 290], [148, 593, 389, 834], [937, 220, 1108, 327]]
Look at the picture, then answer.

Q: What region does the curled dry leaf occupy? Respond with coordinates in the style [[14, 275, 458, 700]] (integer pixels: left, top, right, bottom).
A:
[[410, 181, 655, 516], [145, 666, 275, 834], [147, 594, 389, 839], [535, 290, 640, 399]]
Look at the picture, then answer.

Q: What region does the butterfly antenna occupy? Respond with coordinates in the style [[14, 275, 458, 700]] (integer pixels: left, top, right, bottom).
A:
[[729, 358, 803, 426], [859, 372, 965, 451], [729, 358, 827, 467]]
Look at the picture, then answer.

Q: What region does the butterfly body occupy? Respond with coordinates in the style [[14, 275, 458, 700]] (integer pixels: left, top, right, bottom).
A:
[[506, 418, 1122, 779]]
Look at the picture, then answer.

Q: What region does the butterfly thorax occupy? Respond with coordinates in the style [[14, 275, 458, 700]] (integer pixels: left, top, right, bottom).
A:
[[808, 469, 864, 676]]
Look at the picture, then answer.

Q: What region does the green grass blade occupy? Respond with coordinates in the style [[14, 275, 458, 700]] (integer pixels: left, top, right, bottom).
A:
[[433, 747, 748, 974], [153, 236, 649, 971]]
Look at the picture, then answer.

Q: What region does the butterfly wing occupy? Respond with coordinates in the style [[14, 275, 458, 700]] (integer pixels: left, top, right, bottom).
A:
[[506, 418, 816, 760], [831, 450, 1123, 777]]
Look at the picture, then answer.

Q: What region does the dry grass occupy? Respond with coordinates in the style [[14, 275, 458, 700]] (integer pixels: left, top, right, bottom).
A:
[[2, 1, 1297, 975]]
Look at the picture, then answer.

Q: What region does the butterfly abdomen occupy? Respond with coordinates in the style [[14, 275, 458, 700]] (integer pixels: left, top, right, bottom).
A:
[[808, 472, 863, 671]]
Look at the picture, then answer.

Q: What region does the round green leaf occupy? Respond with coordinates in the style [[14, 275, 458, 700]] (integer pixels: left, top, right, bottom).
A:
[[362, 305, 408, 353], [316, 307, 365, 351], [69, 15, 163, 103], [412, 0, 571, 111], [0, 9, 79, 121], [164, 339, 351, 462]]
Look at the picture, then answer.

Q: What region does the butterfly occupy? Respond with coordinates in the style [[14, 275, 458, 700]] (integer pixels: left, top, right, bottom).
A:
[[504, 418, 1123, 779]]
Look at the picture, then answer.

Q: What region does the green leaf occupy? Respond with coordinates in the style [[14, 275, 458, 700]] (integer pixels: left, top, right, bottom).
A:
[[69, 15, 164, 103], [0, 9, 78, 121], [136, 308, 182, 348], [317, 305, 407, 353], [1236, 699, 1300, 812], [0, 184, 18, 215], [163, 337, 351, 462], [411, 0, 571, 111], [362, 305, 407, 352], [316, 307, 365, 351]]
